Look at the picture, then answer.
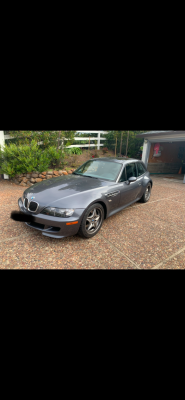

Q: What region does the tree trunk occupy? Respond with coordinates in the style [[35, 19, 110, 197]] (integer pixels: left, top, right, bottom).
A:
[[115, 137, 117, 157], [126, 131, 129, 156], [57, 131, 64, 168], [120, 131, 123, 155], [57, 131, 61, 150]]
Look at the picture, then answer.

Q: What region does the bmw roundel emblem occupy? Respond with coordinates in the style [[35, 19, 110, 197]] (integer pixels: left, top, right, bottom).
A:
[[31, 196, 35, 200]]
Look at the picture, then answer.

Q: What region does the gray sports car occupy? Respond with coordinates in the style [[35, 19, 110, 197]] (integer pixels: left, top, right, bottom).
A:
[[18, 157, 153, 239]]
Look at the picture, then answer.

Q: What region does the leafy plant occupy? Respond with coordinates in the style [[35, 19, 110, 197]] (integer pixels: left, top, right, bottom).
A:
[[102, 147, 109, 154], [65, 148, 73, 156], [65, 147, 82, 155], [0, 141, 65, 177], [6, 131, 75, 151], [74, 147, 82, 155], [46, 146, 64, 168]]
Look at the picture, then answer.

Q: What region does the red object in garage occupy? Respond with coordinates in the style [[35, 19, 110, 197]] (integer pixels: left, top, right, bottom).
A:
[[154, 143, 160, 155]]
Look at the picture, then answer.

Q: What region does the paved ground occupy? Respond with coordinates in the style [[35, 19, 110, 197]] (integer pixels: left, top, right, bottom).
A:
[[1, 176, 185, 269]]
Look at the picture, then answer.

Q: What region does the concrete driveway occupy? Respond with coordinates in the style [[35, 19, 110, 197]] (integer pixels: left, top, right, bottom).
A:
[[1, 176, 185, 269]]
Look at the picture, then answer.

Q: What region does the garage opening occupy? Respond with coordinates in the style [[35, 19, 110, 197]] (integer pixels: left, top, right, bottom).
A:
[[147, 141, 185, 181]]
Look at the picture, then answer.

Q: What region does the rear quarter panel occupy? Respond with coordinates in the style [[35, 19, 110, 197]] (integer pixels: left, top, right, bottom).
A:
[[140, 172, 153, 196]]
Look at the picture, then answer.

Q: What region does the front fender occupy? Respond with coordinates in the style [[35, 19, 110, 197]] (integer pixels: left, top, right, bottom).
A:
[[50, 188, 108, 209]]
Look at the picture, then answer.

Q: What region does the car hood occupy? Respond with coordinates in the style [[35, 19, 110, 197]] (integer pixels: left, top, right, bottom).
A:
[[24, 174, 113, 212]]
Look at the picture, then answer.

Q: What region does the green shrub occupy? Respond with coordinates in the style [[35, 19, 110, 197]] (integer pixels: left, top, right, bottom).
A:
[[64, 148, 73, 156], [46, 146, 64, 168], [0, 146, 4, 169], [0, 141, 64, 177], [74, 147, 82, 155], [65, 147, 82, 155]]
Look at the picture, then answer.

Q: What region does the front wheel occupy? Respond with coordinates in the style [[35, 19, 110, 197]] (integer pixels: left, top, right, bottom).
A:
[[78, 203, 104, 238], [140, 183, 151, 203]]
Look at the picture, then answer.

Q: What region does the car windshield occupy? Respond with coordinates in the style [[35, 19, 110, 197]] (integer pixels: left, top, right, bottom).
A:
[[74, 160, 122, 181]]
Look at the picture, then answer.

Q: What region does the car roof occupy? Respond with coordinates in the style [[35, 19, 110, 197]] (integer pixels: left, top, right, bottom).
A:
[[93, 157, 140, 164]]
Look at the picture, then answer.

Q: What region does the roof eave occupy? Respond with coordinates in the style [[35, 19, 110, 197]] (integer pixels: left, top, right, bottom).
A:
[[136, 131, 176, 138]]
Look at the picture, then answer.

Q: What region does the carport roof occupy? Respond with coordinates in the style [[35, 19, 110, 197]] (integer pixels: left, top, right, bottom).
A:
[[136, 131, 185, 138]]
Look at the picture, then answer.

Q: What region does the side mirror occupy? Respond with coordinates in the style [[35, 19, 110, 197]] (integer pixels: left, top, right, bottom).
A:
[[128, 177, 137, 184]]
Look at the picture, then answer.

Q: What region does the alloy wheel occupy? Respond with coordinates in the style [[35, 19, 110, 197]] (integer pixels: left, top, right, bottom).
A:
[[145, 185, 151, 201], [85, 207, 102, 234]]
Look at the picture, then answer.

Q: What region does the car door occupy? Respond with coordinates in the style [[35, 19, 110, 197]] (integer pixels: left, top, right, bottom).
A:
[[119, 162, 142, 207]]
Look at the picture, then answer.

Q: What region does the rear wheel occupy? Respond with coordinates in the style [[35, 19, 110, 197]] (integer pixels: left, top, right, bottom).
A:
[[140, 183, 151, 203], [78, 203, 104, 238]]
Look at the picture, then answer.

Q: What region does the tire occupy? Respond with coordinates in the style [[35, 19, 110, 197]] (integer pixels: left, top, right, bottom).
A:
[[140, 183, 151, 203], [78, 203, 104, 239]]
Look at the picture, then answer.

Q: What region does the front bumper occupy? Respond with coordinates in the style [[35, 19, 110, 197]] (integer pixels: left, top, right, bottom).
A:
[[18, 198, 84, 239]]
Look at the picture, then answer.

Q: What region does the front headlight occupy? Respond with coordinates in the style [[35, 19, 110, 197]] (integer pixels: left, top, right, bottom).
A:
[[41, 207, 74, 218]]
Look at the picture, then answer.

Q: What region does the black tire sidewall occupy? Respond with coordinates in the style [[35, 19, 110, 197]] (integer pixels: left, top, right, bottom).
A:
[[78, 203, 104, 238], [142, 183, 151, 203]]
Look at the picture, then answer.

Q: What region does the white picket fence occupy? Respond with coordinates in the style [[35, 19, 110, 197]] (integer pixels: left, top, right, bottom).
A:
[[0, 131, 108, 150], [67, 131, 108, 150], [0, 130, 108, 179]]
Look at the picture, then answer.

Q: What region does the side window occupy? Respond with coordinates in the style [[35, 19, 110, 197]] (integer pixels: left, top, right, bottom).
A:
[[137, 163, 146, 177], [119, 167, 127, 182], [126, 163, 137, 180]]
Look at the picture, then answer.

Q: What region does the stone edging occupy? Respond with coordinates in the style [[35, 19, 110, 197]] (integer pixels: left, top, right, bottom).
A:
[[10, 169, 76, 187]]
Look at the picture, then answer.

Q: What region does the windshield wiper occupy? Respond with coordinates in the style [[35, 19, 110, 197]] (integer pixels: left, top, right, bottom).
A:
[[73, 172, 88, 177]]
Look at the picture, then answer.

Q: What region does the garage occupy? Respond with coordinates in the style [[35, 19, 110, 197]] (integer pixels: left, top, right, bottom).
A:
[[137, 131, 185, 182]]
